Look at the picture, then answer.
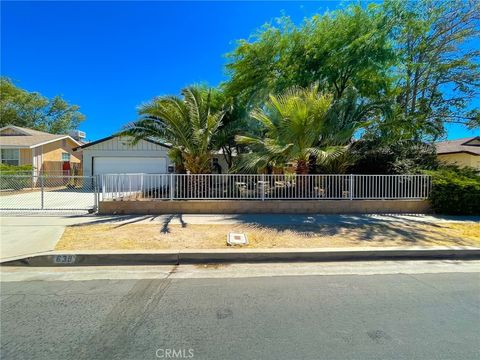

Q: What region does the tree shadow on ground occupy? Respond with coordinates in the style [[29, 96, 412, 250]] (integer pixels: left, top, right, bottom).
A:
[[66, 212, 479, 247], [161, 214, 187, 234], [213, 214, 477, 246]]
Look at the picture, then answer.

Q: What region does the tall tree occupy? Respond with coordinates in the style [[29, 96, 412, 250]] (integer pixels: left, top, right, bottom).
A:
[[380, 0, 480, 140], [224, 1, 480, 142], [123, 86, 225, 174], [0, 77, 85, 134], [224, 4, 395, 106]]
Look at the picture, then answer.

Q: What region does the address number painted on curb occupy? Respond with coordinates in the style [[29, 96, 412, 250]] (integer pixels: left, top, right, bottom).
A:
[[53, 255, 76, 264]]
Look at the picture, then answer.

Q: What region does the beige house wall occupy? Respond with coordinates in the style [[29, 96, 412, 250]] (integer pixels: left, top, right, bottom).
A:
[[39, 139, 81, 174], [19, 149, 32, 165], [41, 138, 81, 163], [9, 143, 80, 167], [437, 153, 480, 169], [2, 139, 81, 173], [99, 199, 431, 215]]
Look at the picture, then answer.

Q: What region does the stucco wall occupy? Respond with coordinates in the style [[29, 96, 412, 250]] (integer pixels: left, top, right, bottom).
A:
[[437, 153, 480, 169], [212, 154, 230, 174], [42, 138, 81, 163], [99, 199, 431, 215], [19, 149, 32, 165]]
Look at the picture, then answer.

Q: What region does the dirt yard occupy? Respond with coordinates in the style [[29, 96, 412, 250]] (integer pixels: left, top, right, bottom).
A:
[[56, 221, 480, 251]]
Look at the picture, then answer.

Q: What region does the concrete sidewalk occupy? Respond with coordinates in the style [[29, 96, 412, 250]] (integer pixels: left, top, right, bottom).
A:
[[1, 213, 478, 262], [39, 213, 480, 227], [0, 215, 105, 261]]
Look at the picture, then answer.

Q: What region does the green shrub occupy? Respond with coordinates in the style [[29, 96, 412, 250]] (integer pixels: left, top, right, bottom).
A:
[[0, 164, 34, 190], [349, 139, 438, 174], [426, 166, 480, 215], [0, 163, 33, 175]]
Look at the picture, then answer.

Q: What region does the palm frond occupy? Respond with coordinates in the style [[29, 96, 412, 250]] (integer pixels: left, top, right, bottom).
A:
[[126, 85, 225, 173], [237, 84, 338, 173]]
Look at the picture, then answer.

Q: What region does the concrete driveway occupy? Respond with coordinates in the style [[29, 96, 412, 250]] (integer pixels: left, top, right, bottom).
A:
[[0, 190, 96, 210], [0, 215, 104, 261]]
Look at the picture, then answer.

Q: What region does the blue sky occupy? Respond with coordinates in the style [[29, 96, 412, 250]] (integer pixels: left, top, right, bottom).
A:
[[1, 1, 478, 141]]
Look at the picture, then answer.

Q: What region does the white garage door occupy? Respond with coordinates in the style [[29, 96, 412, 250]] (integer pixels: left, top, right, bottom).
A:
[[93, 157, 167, 175]]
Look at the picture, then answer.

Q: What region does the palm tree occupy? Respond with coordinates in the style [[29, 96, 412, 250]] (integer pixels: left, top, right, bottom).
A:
[[123, 86, 225, 174], [235, 84, 344, 174], [312, 86, 388, 173]]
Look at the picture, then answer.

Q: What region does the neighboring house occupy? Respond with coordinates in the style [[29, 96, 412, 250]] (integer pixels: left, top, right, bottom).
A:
[[73, 135, 174, 176], [435, 136, 480, 170], [0, 125, 82, 175]]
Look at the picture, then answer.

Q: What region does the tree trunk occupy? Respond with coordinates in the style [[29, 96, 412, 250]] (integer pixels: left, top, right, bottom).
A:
[[222, 146, 233, 168], [296, 160, 309, 175], [308, 155, 317, 174]]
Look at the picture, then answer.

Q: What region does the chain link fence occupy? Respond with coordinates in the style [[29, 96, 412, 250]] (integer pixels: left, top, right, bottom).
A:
[[0, 174, 97, 213]]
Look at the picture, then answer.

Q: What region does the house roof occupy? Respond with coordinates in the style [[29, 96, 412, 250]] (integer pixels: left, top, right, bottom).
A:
[[0, 125, 81, 148], [435, 136, 480, 156], [73, 134, 171, 151]]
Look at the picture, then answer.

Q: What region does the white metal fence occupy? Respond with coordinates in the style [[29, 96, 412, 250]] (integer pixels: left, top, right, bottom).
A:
[[100, 174, 431, 201], [0, 174, 97, 212]]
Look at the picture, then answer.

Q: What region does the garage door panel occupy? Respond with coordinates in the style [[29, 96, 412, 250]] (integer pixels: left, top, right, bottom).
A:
[[93, 157, 166, 175]]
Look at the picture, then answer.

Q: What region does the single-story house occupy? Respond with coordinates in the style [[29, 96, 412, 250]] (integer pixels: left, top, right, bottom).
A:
[[435, 136, 480, 170], [73, 135, 175, 176], [74, 134, 234, 176], [0, 125, 82, 175]]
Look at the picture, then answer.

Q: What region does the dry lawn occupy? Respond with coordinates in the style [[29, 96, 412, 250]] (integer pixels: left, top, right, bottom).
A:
[[56, 221, 480, 251]]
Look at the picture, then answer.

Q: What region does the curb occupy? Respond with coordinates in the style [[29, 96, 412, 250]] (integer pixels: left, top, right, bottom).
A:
[[179, 248, 480, 264], [2, 247, 480, 267]]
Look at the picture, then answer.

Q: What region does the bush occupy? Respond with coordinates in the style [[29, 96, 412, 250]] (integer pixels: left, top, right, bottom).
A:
[[426, 166, 480, 215], [0, 164, 34, 190], [349, 139, 438, 174], [0, 163, 33, 175]]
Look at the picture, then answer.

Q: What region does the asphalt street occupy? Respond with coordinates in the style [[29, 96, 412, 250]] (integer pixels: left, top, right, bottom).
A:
[[1, 263, 479, 360]]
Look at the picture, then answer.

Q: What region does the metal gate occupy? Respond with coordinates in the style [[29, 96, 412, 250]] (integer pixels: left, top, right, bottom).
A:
[[0, 175, 98, 212]]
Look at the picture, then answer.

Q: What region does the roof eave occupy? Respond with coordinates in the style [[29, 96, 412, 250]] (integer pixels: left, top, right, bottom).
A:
[[437, 150, 480, 156], [0, 125, 31, 136], [73, 135, 171, 151], [461, 136, 480, 146], [0, 145, 30, 149], [29, 136, 81, 149]]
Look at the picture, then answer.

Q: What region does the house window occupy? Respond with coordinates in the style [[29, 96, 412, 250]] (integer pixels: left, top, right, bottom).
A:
[[62, 152, 71, 162], [0, 149, 20, 166]]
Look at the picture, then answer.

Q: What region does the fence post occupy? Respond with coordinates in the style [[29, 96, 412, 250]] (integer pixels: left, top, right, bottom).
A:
[[349, 174, 353, 200], [101, 175, 105, 200], [40, 175, 45, 209], [261, 174, 265, 201], [93, 176, 97, 212], [95, 175, 100, 211], [170, 173, 174, 200]]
